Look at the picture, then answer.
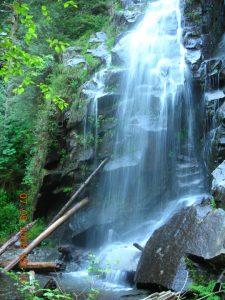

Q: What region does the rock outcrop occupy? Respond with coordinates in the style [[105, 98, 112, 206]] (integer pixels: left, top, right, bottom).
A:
[[135, 203, 225, 291], [182, 0, 225, 78]]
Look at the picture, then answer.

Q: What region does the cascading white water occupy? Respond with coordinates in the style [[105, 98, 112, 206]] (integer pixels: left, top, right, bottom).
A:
[[69, 0, 208, 290], [91, 0, 208, 286], [97, 0, 206, 237]]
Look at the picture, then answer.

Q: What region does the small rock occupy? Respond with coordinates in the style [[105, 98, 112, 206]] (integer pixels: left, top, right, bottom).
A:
[[64, 55, 87, 67], [89, 32, 107, 43]]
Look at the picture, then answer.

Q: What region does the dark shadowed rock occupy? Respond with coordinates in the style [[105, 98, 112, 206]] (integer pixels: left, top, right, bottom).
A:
[[105, 68, 127, 88], [97, 93, 121, 115], [135, 203, 225, 291]]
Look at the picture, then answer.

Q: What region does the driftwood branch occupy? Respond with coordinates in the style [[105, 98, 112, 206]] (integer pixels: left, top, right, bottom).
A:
[[49, 158, 107, 225], [3, 198, 89, 272], [133, 243, 144, 252], [0, 221, 37, 256]]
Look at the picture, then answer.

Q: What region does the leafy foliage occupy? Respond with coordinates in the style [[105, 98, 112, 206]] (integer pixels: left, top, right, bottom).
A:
[[189, 281, 224, 300], [27, 219, 45, 240], [0, 189, 18, 242], [4, 270, 73, 300], [0, 0, 116, 242]]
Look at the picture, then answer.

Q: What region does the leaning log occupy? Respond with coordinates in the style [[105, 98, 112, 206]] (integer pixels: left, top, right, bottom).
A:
[[3, 197, 89, 272], [0, 221, 37, 256], [0, 261, 64, 272], [49, 158, 107, 225]]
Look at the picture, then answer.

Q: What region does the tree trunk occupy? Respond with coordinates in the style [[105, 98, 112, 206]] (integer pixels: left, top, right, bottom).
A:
[[49, 158, 107, 225], [3, 197, 89, 272], [0, 221, 37, 256]]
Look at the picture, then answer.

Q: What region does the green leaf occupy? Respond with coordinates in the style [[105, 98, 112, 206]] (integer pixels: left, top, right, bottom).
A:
[[55, 45, 60, 53], [41, 6, 48, 16]]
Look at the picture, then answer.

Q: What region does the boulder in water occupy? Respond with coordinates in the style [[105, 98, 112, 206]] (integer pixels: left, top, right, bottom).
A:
[[135, 203, 225, 291]]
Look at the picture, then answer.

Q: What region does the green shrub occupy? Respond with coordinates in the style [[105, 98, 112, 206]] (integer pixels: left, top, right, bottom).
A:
[[0, 189, 18, 242], [27, 219, 45, 240], [189, 281, 222, 300]]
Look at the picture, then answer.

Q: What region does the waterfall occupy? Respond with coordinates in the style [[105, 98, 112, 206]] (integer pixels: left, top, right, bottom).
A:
[[96, 0, 206, 242], [71, 0, 208, 289]]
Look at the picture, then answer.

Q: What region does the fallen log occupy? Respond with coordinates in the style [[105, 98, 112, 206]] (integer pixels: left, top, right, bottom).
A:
[[49, 158, 107, 225], [3, 197, 89, 272], [0, 221, 37, 256], [0, 261, 64, 272]]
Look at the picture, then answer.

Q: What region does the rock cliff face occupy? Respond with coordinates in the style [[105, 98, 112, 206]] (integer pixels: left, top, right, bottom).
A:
[[181, 0, 225, 77], [181, 0, 225, 200]]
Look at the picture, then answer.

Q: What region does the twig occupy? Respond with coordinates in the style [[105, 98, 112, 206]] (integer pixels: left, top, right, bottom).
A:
[[196, 289, 225, 300]]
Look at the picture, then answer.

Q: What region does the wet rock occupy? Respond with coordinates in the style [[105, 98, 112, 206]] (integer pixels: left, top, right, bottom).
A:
[[105, 68, 126, 89], [212, 160, 225, 207], [113, 10, 143, 27], [205, 90, 225, 117], [217, 102, 225, 125], [89, 32, 107, 43], [135, 203, 225, 291], [67, 100, 87, 130], [185, 50, 202, 71], [87, 32, 110, 65], [119, 0, 135, 9], [210, 125, 225, 165], [104, 152, 142, 172], [87, 44, 109, 64], [97, 93, 120, 115], [62, 49, 87, 67], [184, 36, 202, 50], [78, 148, 95, 162], [112, 34, 131, 65]]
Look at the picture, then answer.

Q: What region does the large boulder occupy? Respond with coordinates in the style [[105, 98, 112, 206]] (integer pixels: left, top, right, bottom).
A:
[[135, 203, 225, 291]]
